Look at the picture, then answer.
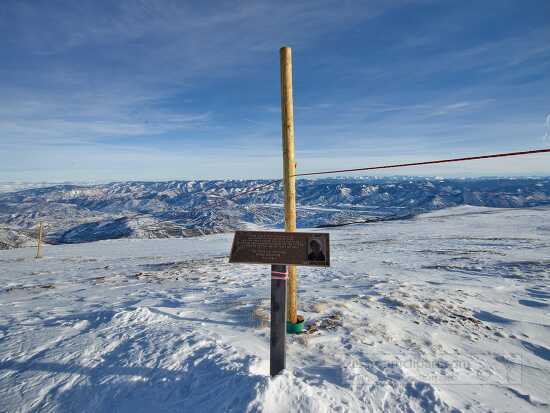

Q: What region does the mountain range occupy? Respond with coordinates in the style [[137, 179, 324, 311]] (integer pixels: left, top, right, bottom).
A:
[[1, 177, 549, 248]]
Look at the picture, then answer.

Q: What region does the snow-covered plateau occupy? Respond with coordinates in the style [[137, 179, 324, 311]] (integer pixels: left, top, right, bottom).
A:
[[1, 205, 549, 412]]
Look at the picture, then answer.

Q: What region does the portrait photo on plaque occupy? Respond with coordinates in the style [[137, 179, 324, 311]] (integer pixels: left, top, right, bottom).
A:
[[306, 236, 327, 265]]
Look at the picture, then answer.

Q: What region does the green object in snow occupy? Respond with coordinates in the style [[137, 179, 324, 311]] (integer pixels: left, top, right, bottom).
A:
[[286, 320, 304, 334]]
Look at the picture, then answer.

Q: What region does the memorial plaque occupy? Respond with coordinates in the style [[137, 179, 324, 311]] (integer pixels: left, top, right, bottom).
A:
[[229, 231, 330, 267]]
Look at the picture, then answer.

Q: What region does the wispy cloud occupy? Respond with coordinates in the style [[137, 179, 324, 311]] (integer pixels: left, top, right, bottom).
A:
[[426, 100, 494, 117], [544, 114, 550, 144]]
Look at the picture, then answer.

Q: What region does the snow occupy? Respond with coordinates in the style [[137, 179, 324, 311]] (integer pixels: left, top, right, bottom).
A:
[[0, 206, 549, 412]]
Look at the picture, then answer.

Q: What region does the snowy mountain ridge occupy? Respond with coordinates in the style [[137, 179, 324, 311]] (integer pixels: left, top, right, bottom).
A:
[[1, 177, 549, 248]]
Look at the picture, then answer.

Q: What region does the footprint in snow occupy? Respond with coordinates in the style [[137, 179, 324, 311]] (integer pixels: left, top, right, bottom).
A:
[[472, 310, 515, 324], [518, 299, 549, 309], [525, 287, 550, 300], [521, 340, 550, 362]]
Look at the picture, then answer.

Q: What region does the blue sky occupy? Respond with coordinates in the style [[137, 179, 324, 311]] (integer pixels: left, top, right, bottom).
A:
[[1, 0, 549, 181]]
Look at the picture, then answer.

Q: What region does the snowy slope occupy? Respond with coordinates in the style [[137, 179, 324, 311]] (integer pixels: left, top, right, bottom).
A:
[[0, 206, 549, 412], [0, 226, 37, 250]]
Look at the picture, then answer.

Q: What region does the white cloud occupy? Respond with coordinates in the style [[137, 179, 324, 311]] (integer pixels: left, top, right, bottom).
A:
[[544, 114, 550, 144]]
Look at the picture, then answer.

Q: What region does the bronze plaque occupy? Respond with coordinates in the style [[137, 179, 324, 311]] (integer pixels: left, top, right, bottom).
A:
[[229, 231, 330, 267]]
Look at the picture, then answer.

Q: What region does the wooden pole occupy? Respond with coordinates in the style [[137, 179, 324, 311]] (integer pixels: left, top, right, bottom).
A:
[[36, 222, 43, 259], [280, 46, 298, 324]]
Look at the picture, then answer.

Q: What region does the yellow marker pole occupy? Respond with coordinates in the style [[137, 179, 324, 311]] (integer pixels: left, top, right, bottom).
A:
[[36, 222, 43, 259], [280, 46, 298, 324]]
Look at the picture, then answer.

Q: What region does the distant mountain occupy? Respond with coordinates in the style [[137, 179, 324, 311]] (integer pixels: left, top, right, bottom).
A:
[[0, 177, 549, 247], [0, 181, 104, 193], [0, 226, 37, 249]]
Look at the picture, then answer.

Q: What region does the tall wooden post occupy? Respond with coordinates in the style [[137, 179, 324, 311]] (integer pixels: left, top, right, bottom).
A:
[[36, 222, 43, 259], [280, 46, 298, 324]]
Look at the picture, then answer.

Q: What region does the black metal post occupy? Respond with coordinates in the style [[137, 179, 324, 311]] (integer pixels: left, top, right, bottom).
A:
[[270, 264, 287, 377]]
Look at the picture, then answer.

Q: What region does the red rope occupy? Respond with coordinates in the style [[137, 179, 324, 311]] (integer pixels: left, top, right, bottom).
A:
[[143, 147, 548, 224], [292, 148, 550, 178]]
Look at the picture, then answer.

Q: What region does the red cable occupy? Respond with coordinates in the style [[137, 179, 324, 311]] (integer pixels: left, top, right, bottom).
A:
[[292, 148, 550, 178], [146, 147, 548, 223], [217, 148, 550, 205]]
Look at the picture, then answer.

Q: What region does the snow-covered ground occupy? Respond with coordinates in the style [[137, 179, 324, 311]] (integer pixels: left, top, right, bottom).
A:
[[0, 206, 549, 412]]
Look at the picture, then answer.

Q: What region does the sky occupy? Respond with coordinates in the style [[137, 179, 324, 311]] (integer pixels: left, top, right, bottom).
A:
[[1, 0, 549, 182]]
